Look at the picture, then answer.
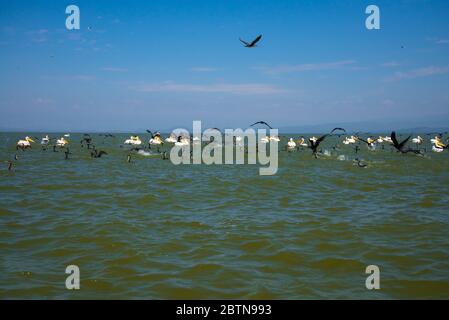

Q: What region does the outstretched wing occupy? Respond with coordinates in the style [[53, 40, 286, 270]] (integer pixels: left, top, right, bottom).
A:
[[330, 127, 346, 134], [356, 137, 370, 145], [239, 38, 250, 46], [398, 135, 411, 149], [250, 35, 262, 46], [391, 131, 400, 149], [146, 130, 154, 138], [316, 134, 329, 145]]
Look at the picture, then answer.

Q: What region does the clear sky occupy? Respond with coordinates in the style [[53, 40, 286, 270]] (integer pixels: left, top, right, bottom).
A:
[[1, 0, 449, 132]]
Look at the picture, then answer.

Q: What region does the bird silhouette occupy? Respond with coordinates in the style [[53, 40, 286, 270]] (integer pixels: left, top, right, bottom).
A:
[[240, 35, 262, 48], [250, 121, 273, 129]]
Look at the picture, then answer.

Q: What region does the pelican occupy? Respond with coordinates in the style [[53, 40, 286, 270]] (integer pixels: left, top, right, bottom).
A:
[[412, 136, 423, 145], [124, 136, 142, 146], [165, 133, 177, 143], [269, 136, 280, 142], [297, 137, 308, 147], [287, 138, 296, 148], [260, 136, 270, 144], [56, 137, 69, 147], [149, 134, 163, 146], [377, 136, 384, 143], [41, 135, 50, 145], [431, 136, 446, 152], [343, 136, 357, 145], [432, 145, 444, 153], [64, 134, 70, 138], [383, 136, 393, 143], [174, 136, 190, 147], [430, 136, 443, 145], [16, 136, 35, 150]]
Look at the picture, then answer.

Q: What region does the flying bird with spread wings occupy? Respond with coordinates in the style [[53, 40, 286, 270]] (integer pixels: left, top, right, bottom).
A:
[[240, 35, 262, 48], [250, 121, 273, 129], [390, 131, 422, 154]]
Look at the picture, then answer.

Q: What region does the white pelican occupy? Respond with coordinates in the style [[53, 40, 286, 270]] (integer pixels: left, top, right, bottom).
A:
[[297, 137, 308, 147], [56, 137, 69, 147], [431, 136, 446, 152], [41, 135, 50, 145], [16, 136, 35, 150], [343, 136, 357, 145], [260, 136, 270, 144], [269, 136, 280, 142], [124, 136, 142, 146], [412, 136, 423, 145], [64, 134, 70, 138], [287, 138, 296, 148], [430, 136, 441, 145], [377, 136, 384, 143], [149, 134, 163, 146], [383, 136, 393, 143], [175, 136, 190, 147], [165, 133, 177, 143], [432, 145, 444, 153]]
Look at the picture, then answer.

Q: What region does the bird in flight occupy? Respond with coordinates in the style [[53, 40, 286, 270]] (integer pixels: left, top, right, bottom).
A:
[[307, 128, 346, 158], [250, 121, 272, 129], [240, 35, 262, 48], [391, 131, 422, 154]]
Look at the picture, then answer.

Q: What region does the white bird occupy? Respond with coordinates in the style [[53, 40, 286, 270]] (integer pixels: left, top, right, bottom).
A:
[[149, 135, 163, 146], [432, 145, 444, 153], [412, 136, 423, 145], [41, 135, 50, 145], [343, 136, 357, 145], [124, 136, 142, 146], [165, 133, 177, 143], [17, 136, 35, 149], [297, 137, 308, 147], [175, 136, 190, 147], [260, 136, 270, 144], [56, 137, 69, 147], [287, 138, 296, 148]]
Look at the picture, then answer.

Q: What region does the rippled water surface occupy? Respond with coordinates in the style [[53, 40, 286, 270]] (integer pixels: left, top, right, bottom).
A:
[[1, 132, 449, 299]]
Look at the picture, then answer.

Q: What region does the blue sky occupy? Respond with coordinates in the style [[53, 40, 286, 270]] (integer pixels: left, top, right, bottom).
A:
[[1, 0, 449, 132]]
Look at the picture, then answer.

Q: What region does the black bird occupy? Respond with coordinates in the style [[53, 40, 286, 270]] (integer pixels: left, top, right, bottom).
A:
[[240, 35, 262, 48], [14, 154, 19, 161], [250, 121, 273, 129], [391, 131, 411, 153], [80, 134, 93, 149], [127, 154, 132, 163], [308, 135, 329, 158], [354, 158, 367, 168], [91, 148, 108, 158], [391, 131, 422, 154], [64, 148, 72, 160], [308, 128, 346, 158]]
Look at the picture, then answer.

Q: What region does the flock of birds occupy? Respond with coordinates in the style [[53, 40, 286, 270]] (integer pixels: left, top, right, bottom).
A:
[[3, 121, 449, 172]]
